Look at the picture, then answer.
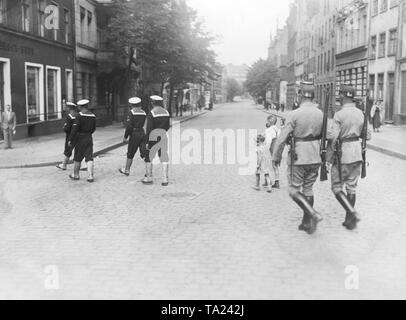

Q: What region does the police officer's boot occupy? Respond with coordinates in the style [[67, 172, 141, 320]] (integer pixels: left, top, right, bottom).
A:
[[335, 191, 360, 230], [57, 156, 70, 171], [291, 192, 322, 234], [272, 180, 280, 189], [298, 196, 313, 232], [119, 159, 133, 176], [142, 163, 153, 185], [69, 161, 81, 180], [162, 163, 169, 186], [87, 161, 94, 183]]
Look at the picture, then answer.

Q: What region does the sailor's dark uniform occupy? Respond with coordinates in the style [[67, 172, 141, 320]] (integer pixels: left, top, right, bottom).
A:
[[145, 107, 170, 163], [125, 109, 147, 160], [63, 113, 76, 158], [69, 111, 96, 163]]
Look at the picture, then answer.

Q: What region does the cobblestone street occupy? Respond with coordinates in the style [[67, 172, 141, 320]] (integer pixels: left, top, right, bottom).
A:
[[1, 101, 406, 299]]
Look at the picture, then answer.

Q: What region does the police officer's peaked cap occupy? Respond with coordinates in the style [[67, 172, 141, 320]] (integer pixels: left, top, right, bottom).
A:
[[340, 84, 355, 98], [150, 95, 163, 101], [300, 81, 315, 98], [77, 99, 90, 106], [129, 97, 141, 105]]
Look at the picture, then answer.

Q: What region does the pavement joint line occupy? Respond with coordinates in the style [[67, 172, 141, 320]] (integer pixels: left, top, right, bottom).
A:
[[259, 108, 406, 162], [0, 111, 208, 170]]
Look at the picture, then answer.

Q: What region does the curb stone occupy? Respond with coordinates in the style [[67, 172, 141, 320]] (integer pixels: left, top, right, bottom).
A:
[[0, 111, 208, 170]]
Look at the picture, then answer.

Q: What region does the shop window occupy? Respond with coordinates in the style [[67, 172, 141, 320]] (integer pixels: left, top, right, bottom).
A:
[[46, 66, 61, 120], [0, 0, 6, 24], [381, 0, 388, 12], [377, 73, 384, 100], [372, 0, 378, 16], [64, 8, 70, 44], [80, 6, 86, 44], [50, 2, 58, 41], [0, 62, 4, 111], [26, 63, 44, 123], [388, 29, 397, 55], [370, 35, 377, 59], [65, 69, 73, 103], [378, 33, 386, 58], [401, 71, 406, 114], [369, 74, 375, 99]]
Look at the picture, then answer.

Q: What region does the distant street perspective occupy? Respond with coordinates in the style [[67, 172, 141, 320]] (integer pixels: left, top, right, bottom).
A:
[[1, 101, 406, 299]]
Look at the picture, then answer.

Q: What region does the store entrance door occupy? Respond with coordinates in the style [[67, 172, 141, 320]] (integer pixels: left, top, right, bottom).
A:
[[386, 73, 395, 122]]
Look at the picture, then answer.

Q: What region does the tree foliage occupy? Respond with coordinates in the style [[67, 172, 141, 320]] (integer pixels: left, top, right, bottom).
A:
[[225, 78, 242, 102], [107, 0, 217, 102], [244, 59, 276, 100]]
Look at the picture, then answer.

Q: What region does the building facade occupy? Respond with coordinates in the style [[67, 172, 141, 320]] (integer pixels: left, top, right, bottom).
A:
[[335, 0, 369, 105], [0, 0, 75, 139]]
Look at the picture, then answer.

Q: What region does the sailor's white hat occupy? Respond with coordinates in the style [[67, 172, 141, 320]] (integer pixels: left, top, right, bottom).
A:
[[77, 99, 90, 106], [150, 95, 163, 101], [129, 97, 141, 105]]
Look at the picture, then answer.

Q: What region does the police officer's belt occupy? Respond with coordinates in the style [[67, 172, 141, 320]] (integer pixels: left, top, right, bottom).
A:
[[132, 127, 144, 132], [78, 132, 92, 135], [295, 136, 321, 142], [341, 137, 360, 143]]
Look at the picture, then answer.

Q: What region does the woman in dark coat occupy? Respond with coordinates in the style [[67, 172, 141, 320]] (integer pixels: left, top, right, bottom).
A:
[[370, 99, 384, 132]]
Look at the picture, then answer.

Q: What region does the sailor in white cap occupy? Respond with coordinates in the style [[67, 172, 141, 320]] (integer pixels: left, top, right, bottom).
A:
[[119, 97, 148, 176], [57, 102, 78, 170], [68, 99, 97, 182], [142, 95, 171, 186]]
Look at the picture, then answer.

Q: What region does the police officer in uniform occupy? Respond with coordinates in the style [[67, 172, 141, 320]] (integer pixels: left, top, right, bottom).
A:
[[272, 81, 323, 234], [119, 97, 148, 176], [57, 102, 78, 171], [142, 95, 171, 186], [327, 84, 370, 230], [68, 99, 97, 182]]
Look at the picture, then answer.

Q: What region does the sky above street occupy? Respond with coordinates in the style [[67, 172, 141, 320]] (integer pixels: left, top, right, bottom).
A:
[[187, 0, 292, 66]]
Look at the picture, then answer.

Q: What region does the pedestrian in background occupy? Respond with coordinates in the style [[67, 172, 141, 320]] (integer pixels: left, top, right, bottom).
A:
[[254, 134, 272, 193], [142, 95, 171, 186], [1, 104, 17, 149], [57, 102, 78, 170], [264, 115, 280, 189], [119, 97, 147, 176], [68, 99, 96, 183], [371, 99, 384, 132]]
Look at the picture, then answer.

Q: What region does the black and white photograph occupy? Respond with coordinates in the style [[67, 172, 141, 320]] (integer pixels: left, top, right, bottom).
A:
[[0, 0, 406, 303]]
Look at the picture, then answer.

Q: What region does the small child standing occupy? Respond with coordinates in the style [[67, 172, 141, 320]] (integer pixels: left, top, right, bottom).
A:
[[264, 115, 281, 189], [254, 134, 272, 193]]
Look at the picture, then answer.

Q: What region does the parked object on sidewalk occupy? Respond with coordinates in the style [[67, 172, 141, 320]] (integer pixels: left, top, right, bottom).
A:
[[119, 97, 148, 177], [327, 83, 371, 230], [370, 100, 384, 132], [1, 104, 17, 150], [68, 99, 97, 183], [272, 81, 324, 235], [143, 95, 171, 186]]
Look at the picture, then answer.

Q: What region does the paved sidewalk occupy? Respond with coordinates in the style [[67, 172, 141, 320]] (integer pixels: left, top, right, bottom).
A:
[[0, 111, 208, 169], [259, 106, 406, 160]]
